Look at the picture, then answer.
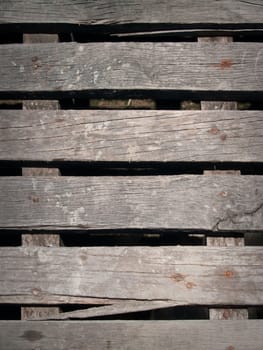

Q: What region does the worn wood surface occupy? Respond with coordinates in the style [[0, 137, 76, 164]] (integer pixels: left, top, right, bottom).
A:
[[1, 0, 262, 25], [0, 43, 262, 95], [1, 320, 263, 350], [1, 110, 262, 162], [0, 175, 262, 231], [0, 247, 262, 307]]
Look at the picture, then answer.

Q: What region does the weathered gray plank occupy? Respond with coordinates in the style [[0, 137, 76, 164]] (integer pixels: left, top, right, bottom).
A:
[[1, 110, 263, 162], [0, 42, 262, 94], [1, 320, 263, 350], [1, 0, 262, 25], [0, 247, 262, 306], [0, 176, 262, 231]]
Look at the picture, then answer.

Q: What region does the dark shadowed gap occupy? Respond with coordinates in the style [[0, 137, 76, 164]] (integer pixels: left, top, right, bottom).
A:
[[0, 32, 22, 44], [0, 167, 22, 176], [248, 307, 263, 319], [0, 231, 21, 246], [58, 306, 209, 320], [58, 162, 263, 176], [0, 101, 22, 109], [72, 306, 210, 320], [0, 162, 262, 175], [0, 305, 21, 320], [60, 231, 204, 247]]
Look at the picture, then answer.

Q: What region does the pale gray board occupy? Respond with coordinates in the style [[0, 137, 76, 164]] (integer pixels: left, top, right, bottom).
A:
[[1, 321, 263, 350], [0, 246, 262, 306], [0, 110, 263, 162], [0, 176, 263, 231], [0, 42, 262, 93], [0, 0, 263, 25]]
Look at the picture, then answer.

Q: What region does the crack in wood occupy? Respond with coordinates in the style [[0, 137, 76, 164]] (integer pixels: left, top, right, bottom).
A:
[[214, 202, 263, 231]]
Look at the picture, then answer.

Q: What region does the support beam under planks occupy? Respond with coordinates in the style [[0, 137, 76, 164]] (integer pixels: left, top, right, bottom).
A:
[[21, 33, 60, 321], [0, 0, 262, 26], [0, 110, 263, 163], [0, 43, 263, 96], [0, 175, 262, 231], [199, 35, 248, 321], [0, 247, 262, 310]]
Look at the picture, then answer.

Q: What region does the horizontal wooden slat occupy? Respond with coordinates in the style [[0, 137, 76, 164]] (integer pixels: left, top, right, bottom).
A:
[[0, 176, 262, 231], [1, 110, 262, 162], [0, 247, 262, 306], [1, 320, 263, 350], [0, 43, 262, 96], [0, 0, 262, 25]]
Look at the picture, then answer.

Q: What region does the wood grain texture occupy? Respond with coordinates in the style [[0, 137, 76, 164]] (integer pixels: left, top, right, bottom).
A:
[[1, 321, 263, 350], [0, 246, 262, 306], [1, 110, 263, 162], [0, 175, 262, 231], [1, 320, 262, 350], [0, 42, 262, 94], [0, 0, 262, 25]]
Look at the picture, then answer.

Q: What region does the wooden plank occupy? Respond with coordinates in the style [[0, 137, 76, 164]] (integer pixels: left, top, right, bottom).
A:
[[0, 0, 262, 25], [0, 175, 262, 231], [1, 110, 263, 162], [0, 246, 262, 305], [0, 42, 262, 95], [1, 321, 263, 350]]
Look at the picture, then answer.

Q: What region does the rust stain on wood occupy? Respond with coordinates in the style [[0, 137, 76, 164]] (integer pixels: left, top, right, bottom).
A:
[[170, 273, 185, 282], [224, 270, 235, 278], [218, 59, 233, 70], [185, 282, 197, 289], [208, 126, 220, 135]]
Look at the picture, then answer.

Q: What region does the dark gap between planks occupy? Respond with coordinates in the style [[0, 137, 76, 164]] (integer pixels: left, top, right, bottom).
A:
[[1, 23, 263, 36], [60, 231, 205, 247], [1, 91, 262, 101], [1, 304, 262, 321], [4, 230, 263, 247], [1, 162, 262, 176], [1, 29, 263, 44]]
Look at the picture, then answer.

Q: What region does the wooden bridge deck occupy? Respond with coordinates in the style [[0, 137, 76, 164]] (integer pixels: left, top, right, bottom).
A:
[[0, 1, 263, 349]]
